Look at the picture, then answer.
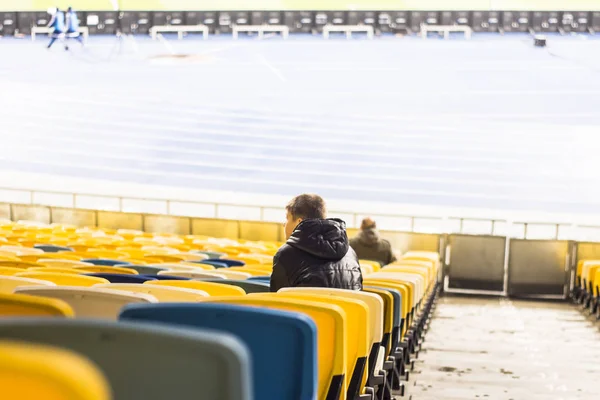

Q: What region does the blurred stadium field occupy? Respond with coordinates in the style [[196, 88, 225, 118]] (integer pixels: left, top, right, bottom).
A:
[[1, 33, 600, 219]]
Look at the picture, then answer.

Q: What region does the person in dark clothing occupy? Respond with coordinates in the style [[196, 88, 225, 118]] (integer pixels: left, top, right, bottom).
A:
[[270, 194, 363, 292], [349, 217, 397, 267]]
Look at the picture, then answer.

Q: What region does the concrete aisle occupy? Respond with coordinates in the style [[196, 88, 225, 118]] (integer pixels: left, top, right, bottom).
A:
[[409, 296, 600, 400]]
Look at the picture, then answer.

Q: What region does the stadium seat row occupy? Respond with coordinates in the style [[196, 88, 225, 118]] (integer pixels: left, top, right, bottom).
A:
[[572, 259, 600, 318], [0, 220, 440, 400]]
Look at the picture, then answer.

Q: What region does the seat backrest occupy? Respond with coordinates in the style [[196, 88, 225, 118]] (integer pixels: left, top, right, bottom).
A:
[[0, 340, 111, 400], [84, 273, 156, 284], [0, 276, 56, 294], [582, 261, 600, 287], [94, 283, 209, 302], [382, 265, 431, 287], [0, 319, 252, 400], [15, 272, 110, 287], [364, 285, 402, 354], [38, 259, 94, 268], [369, 273, 422, 304], [364, 278, 410, 322], [362, 287, 393, 375], [75, 266, 138, 275], [145, 280, 246, 296], [120, 303, 317, 400], [205, 295, 347, 400], [151, 263, 215, 271], [15, 286, 156, 319], [0, 292, 74, 317], [215, 270, 252, 280], [158, 270, 227, 280], [28, 267, 81, 274], [202, 279, 270, 293], [0, 266, 30, 276], [274, 291, 371, 400], [0, 261, 42, 269]]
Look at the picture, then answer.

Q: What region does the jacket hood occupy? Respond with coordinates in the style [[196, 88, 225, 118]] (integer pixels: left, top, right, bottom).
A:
[[357, 228, 380, 246], [287, 218, 349, 260]]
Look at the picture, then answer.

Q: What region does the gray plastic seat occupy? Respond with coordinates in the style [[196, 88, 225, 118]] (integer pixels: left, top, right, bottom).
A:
[[0, 318, 252, 400]]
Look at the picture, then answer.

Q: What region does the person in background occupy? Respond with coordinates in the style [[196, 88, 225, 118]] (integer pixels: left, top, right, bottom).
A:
[[350, 217, 397, 267], [270, 194, 363, 292], [46, 7, 66, 50], [65, 7, 84, 49]]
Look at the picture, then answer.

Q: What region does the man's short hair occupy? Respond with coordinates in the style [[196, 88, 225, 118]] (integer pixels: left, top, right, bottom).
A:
[[360, 217, 376, 230], [286, 194, 326, 220]]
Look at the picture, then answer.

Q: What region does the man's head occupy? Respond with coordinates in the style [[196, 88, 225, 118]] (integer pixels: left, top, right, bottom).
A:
[[68, 7, 72, 12], [284, 194, 326, 239], [360, 217, 377, 231]]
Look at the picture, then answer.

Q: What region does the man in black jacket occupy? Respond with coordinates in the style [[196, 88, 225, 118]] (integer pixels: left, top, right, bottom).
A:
[[270, 194, 363, 292]]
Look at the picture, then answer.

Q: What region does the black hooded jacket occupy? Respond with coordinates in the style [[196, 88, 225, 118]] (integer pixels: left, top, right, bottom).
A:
[[270, 218, 363, 292]]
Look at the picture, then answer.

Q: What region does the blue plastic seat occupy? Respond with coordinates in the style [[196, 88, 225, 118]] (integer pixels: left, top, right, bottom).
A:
[[192, 260, 229, 269], [81, 259, 131, 267], [34, 245, 74, 253], [120, 303, 317, 400], [202, 279, 270, 293], [84, 273, 156, 284], [205, 259, 245, 267], [140, 274, 191, 281]]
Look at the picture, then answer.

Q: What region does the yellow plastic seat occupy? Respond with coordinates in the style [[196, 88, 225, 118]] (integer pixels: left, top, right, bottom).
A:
[[151, 263, 216, 272], [234, 255, 273, 265], [594, 268, 600, 298], [173, 262, 217, 270], [0, 340, 112, 400], [0, 254, 21, 262], [359, 260, 381, 272], [0, 261, 44, 269], [86, 250, 129, 259], [581, 261, 600, 290], [0, 276, 56, 294], [145, 280, 246, 296], [15, 287, 156, 320], [20, 253, 82, 262], [272, 291, 368, 399], [240, 264, 273, 272], [384, 263, 432, 286], [225, 267, 272, 277], [205, 295, 347, 400], [586, 264, 600, 293], [28, 267, 81, 275], [38, 260, 94, 268], [215, 270, 252, 280], [15, 273, 109, 288], [144, 254, 186, 263], [371, 272, 425, 302], [157, 270, 228, 280], [279, 288, 383, 397], [369, 272, 421, 308], [0, 292, 74, 317], [363, 287, 394, 360], [0, 267, 27, 276], [74, 266, 139, 275], [0, 246, 43, 256], [363, 279, 411, 337], [94, 283, 209, 302]]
